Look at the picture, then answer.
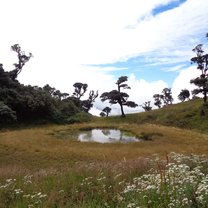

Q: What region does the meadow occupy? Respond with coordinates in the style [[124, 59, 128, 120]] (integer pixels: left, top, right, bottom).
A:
[[1, 100, 208, 207]]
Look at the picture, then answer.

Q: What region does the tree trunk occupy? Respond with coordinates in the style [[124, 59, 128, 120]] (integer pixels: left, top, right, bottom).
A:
[[119, 103, 125, 117], [203, 89, 207, 103]]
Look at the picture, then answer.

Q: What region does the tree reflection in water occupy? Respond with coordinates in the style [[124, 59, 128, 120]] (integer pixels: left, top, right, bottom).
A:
[[78, 129, 139, 143]]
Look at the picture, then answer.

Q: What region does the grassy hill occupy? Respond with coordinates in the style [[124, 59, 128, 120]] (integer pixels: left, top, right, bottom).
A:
[[1, 99, 208, 207], [99, 98, 208, 133]]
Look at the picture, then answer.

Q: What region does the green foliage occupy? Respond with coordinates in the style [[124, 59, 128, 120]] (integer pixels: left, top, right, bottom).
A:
[[162, 88, 173, 105], [0, 45, 96, 125], [9, 44, 32, 81], [153, 94, 163, 108], [141, 101, 152, 111], [100, 76, 138, 117], [73, 82, 88, 99], [121, 153, 208, 208], [178, 89, 190, 102], [72, 83, 98, 113], [103, 99, 208, 133], [82, 90, 99, 113], [100, 112, 106, 117], [1, 153, 208, 207], [153, 88, 173, 108], [190, 42, 208, 103], [100, 106, 111, 117], [0, 102, 17, 123], [49, 99, 80, 124], [66, 112, 93, 124]]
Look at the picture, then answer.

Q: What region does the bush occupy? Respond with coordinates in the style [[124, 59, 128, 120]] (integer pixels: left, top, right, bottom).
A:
[[66, 112, 93, 124], [0, 102, 17, 123]]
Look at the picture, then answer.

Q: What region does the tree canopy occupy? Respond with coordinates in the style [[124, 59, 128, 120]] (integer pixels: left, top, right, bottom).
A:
[[100, 76, 138, 117], [190, 42, 208, 103], [178, 89, 190, 102], [153, 88, 173, 108], [0, 45, 97, 125]]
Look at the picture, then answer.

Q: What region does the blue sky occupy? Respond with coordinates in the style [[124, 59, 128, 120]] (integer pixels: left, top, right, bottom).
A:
[[92, 0, 205, 87], [0, 0, 207, 115], [92, 55, 191, 86], [152, 0, 187, 16]]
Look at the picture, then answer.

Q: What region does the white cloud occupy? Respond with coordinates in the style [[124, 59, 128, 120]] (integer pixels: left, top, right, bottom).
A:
[[0, 0, 207, 115], [91, 73, 168, 116], [172, 66, 201, 101]]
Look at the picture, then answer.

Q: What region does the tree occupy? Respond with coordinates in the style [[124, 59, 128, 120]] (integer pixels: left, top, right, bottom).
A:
[[190, 43, 208, 103], [100, 112, 106, 117], [9, 44, 32, 81], [141, 101, 152, 111], [0, 102, 17, 123], [153, 88, 173, 108], [100, 76, 138, 117], [43, 84, 56, 96], [162, 88, 173, 105], [153, 94, 163, 108], [82, 90, 98, 113], [73, 82, 88, 100], [0, 45, 91, 124], [103, 107, 111, 117], [72, 82, 98, 113], [178, 89, 190, 102], [0, 64, 11, 87]]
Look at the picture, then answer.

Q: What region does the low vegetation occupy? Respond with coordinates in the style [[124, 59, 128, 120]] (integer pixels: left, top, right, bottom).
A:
[[102, 98, 208, 133], [1, 113, 208, 207]]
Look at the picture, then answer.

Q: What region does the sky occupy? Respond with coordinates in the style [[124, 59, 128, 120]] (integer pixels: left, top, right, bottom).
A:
[[0, 0, 207, 115]]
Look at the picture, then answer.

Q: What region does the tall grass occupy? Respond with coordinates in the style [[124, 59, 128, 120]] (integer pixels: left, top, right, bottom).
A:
[[1, 99, 208, 207], [99, 99, 208, 133], [0, 153, 208, 207]]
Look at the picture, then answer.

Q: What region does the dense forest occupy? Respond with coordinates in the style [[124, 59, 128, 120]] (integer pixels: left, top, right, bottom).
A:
[[0, 44, 97, 125]]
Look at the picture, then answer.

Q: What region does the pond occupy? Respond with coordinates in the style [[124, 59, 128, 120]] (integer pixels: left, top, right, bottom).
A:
[[76, 129, 140, 143]]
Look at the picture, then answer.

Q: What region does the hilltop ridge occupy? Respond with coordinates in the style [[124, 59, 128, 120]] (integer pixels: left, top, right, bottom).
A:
[[99, 99, 208, 133]]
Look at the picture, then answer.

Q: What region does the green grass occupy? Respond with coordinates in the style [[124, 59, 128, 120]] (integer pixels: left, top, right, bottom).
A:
[[1, 99, 208, 207], [98, 99, 208, 133]]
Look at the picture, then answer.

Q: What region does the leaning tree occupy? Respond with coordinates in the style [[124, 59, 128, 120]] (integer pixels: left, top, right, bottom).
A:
[[9, 44, 33, 81], [100, 76, 138, 117]]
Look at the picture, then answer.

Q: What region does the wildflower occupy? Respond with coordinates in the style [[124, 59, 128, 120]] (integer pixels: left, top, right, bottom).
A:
[[23, 194, 31, 198], [40, 194, 47, 198], [182, 197, 189, 205], [97, 176, 106, 181], [14, 189, 23, 194], [116, 194, 123, 202], [127, 202, 136, 208]]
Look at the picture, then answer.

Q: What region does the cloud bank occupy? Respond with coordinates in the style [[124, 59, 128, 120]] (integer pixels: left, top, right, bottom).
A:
[[0, 0, 207, 115]]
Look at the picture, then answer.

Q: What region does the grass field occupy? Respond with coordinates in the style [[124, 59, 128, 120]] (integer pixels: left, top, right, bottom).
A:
[[1, 100, 208, 207]]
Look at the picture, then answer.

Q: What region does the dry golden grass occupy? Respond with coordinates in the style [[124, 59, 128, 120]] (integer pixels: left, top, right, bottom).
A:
[[1, 122, 208, 207], [0, 122, 208, 179]]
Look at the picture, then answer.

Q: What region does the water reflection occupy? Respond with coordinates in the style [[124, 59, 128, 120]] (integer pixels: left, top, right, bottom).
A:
[[78, 129, 139, 143]]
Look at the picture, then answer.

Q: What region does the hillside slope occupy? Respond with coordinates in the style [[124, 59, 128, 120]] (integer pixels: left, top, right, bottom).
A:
[[100, 99, 208, 133]]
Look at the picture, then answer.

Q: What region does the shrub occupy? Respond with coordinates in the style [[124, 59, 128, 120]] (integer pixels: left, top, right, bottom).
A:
[[0, 102, 17, 123], [66, 112, 93, 124]]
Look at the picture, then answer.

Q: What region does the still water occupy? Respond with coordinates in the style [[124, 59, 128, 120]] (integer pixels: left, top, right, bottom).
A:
[[77, 129, 139, 143]]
